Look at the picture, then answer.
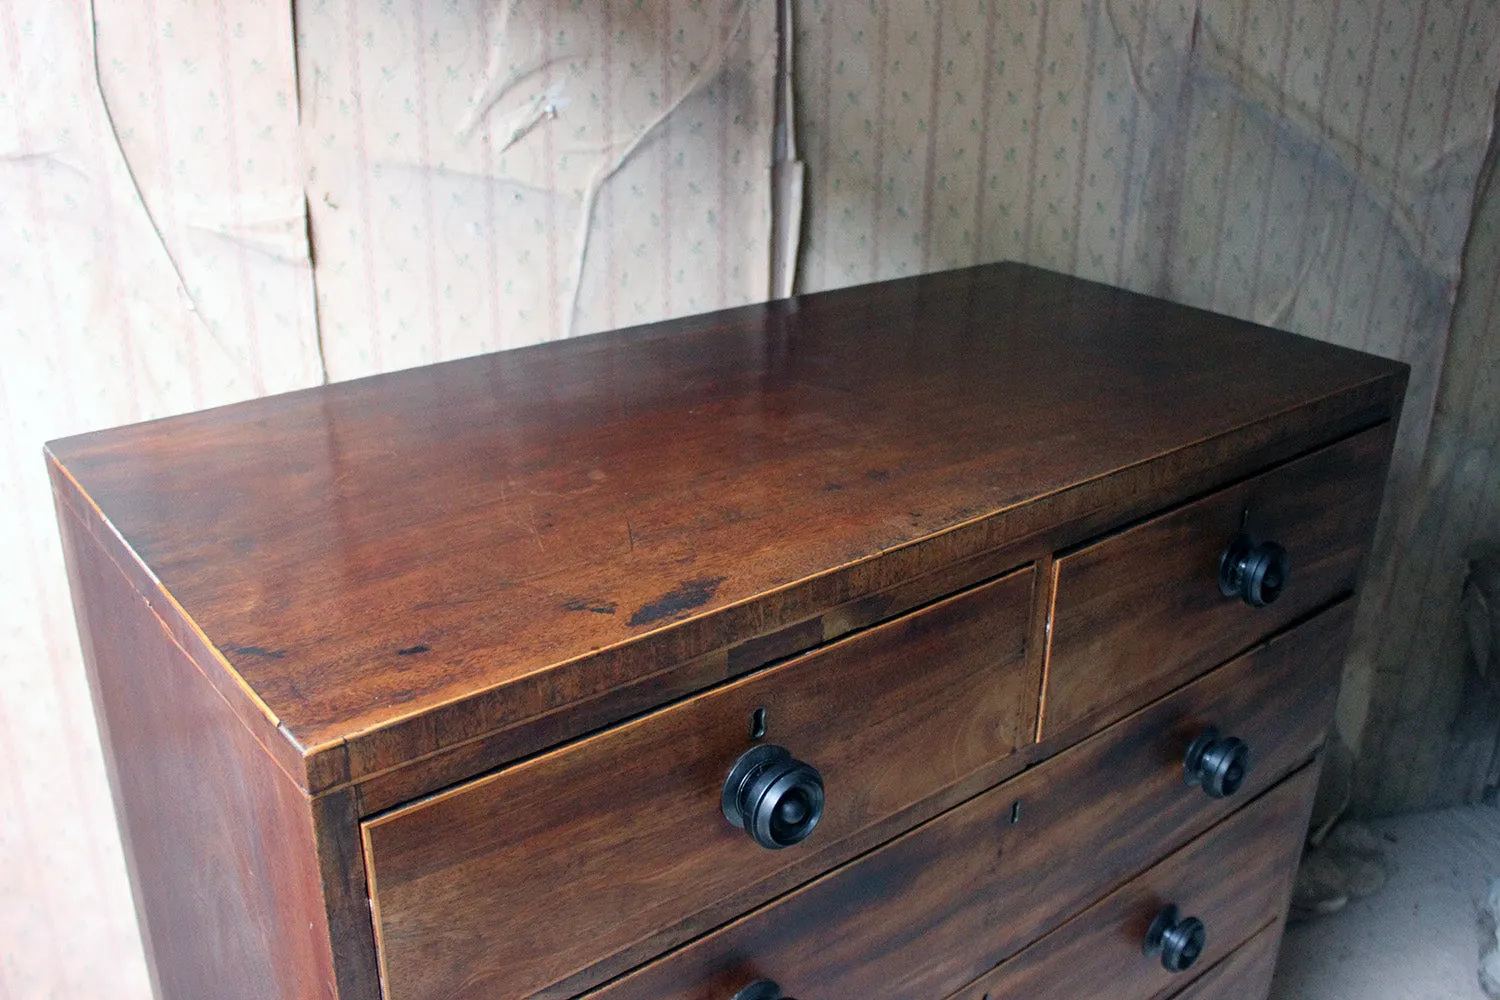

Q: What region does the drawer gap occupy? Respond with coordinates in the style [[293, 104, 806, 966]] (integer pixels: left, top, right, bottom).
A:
[[1053, 418, 1390, 560], [360, 561, 1035, 823]]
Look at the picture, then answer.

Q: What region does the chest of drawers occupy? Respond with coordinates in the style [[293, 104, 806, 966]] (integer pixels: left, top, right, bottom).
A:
[[50, 263, 1406, 1000]]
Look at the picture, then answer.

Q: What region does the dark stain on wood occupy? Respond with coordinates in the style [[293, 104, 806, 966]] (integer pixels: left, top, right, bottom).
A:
[[629, 577, 728, 627], [564, 598, 619, 616], [396, 645, 430, 656], [229, 645, 287, 660]]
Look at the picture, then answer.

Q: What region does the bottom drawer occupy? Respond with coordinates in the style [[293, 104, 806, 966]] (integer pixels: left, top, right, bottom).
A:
[[946, 763, 1317, 1000]]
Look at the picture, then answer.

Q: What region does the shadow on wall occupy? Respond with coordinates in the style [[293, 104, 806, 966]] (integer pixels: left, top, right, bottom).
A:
[[792, 0, 1500, 818]]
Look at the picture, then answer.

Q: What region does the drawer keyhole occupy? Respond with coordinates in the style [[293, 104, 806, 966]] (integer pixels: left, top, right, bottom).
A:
[[750, 707, 768, 741]]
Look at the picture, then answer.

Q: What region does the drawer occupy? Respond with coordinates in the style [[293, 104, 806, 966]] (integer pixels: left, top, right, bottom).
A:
[[946, 763, 1316, 1000], [363, 568, 1037, 1000], [1163, 920, 1283, 1000], [579, 604, 1347, 1000], [1043, 425, 1391, 737]]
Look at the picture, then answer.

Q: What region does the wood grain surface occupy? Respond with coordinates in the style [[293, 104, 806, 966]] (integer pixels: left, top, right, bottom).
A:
[[576, 606, 1346, 1000], [55, 495, 348, 999], [1044, 424, 1392, 738], [45, 263, 1407, 792], [364, 570, 1034, 1000], [946, 763, 1318, 1000]]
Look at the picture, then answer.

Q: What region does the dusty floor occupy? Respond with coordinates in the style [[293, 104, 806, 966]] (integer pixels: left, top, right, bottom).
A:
[[1270, 804, 1500, 1000]]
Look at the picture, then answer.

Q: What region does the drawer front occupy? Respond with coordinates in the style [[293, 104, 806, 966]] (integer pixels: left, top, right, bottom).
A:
[[1044, 425, 1391, 737], [947, 763, 1316, 1000], [1165, 920, 1283, 1000], [364, 569, 1037, 1000], [581, 605, 1347, 1000]]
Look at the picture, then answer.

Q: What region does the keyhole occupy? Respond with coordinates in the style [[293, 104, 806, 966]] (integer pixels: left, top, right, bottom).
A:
[[750, 707, 767, 740]]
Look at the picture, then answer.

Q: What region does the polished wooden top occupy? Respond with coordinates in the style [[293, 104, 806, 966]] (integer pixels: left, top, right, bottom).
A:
[[48, 264, 1405, 789]]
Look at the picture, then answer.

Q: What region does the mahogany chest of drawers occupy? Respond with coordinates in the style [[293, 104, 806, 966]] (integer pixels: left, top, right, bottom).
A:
[[51, 264, 1406, 1000]]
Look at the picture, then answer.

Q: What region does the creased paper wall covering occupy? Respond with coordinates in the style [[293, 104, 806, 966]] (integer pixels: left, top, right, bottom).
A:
[[793, 0, 1500, 754], [1, 2, 318, 998], [3, 1, 1500, 998], [298, 0, 776, 378], [1355, 99, 1500, 814]]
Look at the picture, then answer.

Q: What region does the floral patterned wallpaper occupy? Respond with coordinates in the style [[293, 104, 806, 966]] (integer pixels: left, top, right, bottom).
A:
[[794, 0, 1500, 767], [2, 1, 1498, 996]]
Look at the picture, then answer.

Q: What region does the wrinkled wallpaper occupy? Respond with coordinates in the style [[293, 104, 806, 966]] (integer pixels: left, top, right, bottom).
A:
[[793, 0, 1500, 800], [2, 1, 1498, 996]]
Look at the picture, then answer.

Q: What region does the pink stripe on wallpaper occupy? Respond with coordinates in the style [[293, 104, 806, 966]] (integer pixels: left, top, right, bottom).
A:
[[973, 0, 998, 266], [70, 0, 140, 417], [1021, 1, 1050, 260], [0, 10, 73, 980], [818, 0, 834, 288], [1290, 0, 1344, 314], [144, 0, 202, 406], [1386, 0, 1469, 365], [543, 0, 559, 337], [919, 6, 945, 274], [1205, 4, 1252, 311], [412, 0, 442, 360], [1115, 0, 1152, 285], [1357, 0, 1433, 353], [1321, 0, 1392, 342], [720, 68, 730, 307], [661, 3, 674, 318], [870, 8, 889, 281], [346, 0, 382, 369], [1247, 0, 1300, 310], [215, 0, 265, 394], [479, 3, 502, 353], [1068, 0, 1103, 275], [1154, 34, 1197, 290], [604, 1, 618, 331]]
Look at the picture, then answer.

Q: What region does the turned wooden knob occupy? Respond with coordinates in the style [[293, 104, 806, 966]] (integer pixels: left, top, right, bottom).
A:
[[722, 745, 825, 850], [1184, 727, 1251, 799], [1219, 533, 1289, 607], [1144, 904, 1207, 973]]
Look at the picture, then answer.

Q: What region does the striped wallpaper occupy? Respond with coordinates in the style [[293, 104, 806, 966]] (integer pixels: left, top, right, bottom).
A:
[[2, 1, 1499, 996]]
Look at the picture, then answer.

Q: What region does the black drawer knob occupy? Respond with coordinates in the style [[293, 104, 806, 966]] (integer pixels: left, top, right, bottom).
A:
[[1183, 727, 1251, 798], [732, 981, 796, 1000], [1218, 533, 1289, 607], [1144, 904, 1207, 973], [722, 745, 825, 850]]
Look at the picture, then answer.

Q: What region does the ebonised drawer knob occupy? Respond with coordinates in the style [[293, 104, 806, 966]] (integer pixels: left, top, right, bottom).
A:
[[722, 744, 825, 850], [1218, 533, 1289, 608], [732, 980, 796, 1000], [1183, 727, 1251, 798], [1144, 904, 1207, 973]]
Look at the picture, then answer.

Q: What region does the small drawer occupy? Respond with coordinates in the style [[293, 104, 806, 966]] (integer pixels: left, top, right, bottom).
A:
[[1043, 424, 1391, 738], [578, 604, 1346, 1000], [363, 568, 1037, 1000], [945, 764, 1316, 1000]]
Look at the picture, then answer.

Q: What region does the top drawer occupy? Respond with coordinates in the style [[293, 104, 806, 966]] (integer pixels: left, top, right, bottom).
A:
[[1043, 425, 1391, 737], [363, 568, 1036, 1000]]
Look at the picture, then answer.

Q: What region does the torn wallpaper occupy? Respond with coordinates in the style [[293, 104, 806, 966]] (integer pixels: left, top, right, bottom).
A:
[[793, 0, 1500, 755], [297, 0, 777, 377], [3, 1, 1500, 997]]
